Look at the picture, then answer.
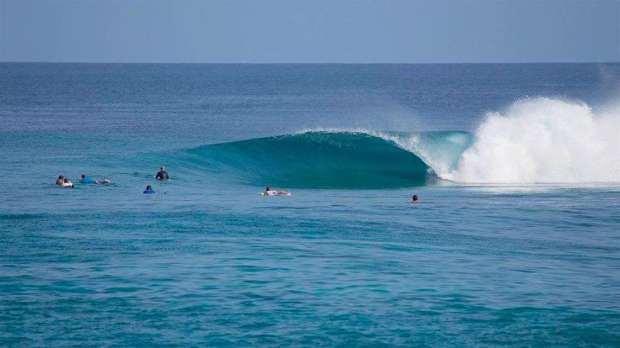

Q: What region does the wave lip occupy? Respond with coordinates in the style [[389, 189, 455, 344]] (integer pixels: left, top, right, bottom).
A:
[[187, 131, 455, 189]]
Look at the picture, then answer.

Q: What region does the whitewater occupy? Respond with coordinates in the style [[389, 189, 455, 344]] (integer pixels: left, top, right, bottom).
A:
[[447, 97, 620, 184]]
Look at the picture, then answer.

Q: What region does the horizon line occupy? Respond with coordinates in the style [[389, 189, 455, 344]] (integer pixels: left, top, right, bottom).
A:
[[1, 60, 619, 65]]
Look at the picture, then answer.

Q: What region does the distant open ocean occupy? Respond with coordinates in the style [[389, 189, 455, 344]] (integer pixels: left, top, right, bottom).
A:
[[1, 63, 620, 346]]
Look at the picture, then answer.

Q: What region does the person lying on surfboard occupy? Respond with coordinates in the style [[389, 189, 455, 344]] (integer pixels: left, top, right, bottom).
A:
[[80, 174, 111, 185], [56, 175, 73, 188], [62, 177, 74, 188], [262, 186, 291, 196]]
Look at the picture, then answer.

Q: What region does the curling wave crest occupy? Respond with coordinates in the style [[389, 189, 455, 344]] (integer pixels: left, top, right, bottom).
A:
[[178, 98, 619, 188]]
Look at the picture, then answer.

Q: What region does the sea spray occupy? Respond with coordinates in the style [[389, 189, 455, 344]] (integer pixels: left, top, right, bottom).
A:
[[448, 98, 620, 183], [296, 128, 473, 177]]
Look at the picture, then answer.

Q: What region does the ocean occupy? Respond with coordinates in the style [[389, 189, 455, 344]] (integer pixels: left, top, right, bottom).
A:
[[1, 63, 619, 346]]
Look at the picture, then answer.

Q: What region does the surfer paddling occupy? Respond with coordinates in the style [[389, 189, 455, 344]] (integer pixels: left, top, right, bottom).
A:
[[80, 174, 111, 185], [262, 186, 291, 196]]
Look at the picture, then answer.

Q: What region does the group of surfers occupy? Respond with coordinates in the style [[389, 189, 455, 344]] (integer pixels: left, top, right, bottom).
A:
[[56, 165, 288, 196], [56, 165, 419, 202], [55, 174, 111, 188], [55, 166, 168, 192], [143, 166, 170, 193]]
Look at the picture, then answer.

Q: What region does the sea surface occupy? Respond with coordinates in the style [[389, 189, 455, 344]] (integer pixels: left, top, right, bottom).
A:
[[1, 63, 620, 347]]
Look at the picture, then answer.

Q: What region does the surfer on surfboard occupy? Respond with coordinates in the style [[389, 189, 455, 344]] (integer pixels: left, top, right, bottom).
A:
[[80, 174, 111, 185], [262, 186, 291, 196], [55, 175, 73, 188]]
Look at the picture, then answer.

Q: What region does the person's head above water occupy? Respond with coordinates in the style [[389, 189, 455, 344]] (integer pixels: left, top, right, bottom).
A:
[[155, 166, 169, 180], [146, 185, 152, 190], [81, 174, 85, 179], [412, 194, 418, 202]]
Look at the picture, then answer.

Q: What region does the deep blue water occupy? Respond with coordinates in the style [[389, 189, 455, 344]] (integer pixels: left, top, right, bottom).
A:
[[1, 63, 620, 346]]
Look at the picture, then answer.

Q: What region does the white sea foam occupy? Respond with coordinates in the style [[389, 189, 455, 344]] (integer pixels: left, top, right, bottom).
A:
[[447, 98, 620, 184]]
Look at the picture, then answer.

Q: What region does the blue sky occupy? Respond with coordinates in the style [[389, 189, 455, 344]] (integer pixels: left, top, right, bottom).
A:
[[0, 0, 618, 63]]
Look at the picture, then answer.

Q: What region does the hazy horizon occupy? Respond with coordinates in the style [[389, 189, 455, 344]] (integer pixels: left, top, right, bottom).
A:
[[2, 61, 620, 65], [1, 0, 618, 64]]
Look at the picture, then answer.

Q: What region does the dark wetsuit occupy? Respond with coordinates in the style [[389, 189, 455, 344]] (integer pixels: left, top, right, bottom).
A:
[[155, 170, 169, 181]]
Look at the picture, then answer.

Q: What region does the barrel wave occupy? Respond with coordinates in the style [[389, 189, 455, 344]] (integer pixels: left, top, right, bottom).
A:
[[184, 131, 472, 189], [175, 98, 620, 188]]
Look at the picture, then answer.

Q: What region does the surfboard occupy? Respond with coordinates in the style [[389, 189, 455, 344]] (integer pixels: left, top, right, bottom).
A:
[[260, 190, 291, 196]]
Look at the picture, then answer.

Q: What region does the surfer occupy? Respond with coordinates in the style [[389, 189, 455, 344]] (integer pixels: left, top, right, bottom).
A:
[[80, 174, 111, 185], [79, 174, 97, 184], [143, 185, 155, 194], [62, 177, 74, 188], [155, 166, 169, 181], [411, 194, 419, 203], [55, 175, 65, 186], [262, 186, 291, 196]]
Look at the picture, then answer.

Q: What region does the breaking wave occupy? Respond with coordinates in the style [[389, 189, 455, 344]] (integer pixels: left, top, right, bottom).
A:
[[176, 98, 619, 188], [447, 98, 620, 184], [184, 130, 471, 189]]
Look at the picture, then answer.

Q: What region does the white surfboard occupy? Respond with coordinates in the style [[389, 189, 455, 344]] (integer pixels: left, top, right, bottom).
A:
[[260, 190, 291, 196]]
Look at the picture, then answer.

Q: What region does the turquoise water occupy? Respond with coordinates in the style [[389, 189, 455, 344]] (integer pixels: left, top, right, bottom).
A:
[[1, 63, 620, 346], [189, 131, 465, 188]]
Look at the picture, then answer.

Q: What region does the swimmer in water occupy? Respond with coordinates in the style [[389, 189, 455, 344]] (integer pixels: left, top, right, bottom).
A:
[[56, 175, 65, 186], [80, 174, 97, 184], [144, 185, 155, 194], [262, 186, 290, 196], [63, 177, 74, 188], [411, 194, 419, 203], [80, 174, 111, 185], [155, 166, 169, 181]]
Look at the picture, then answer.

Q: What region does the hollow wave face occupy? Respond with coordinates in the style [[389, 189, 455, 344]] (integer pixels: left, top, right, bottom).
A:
[[447, 98, 620, 184], [179, 98, 618, 188], [187, 131, 471, 189]]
